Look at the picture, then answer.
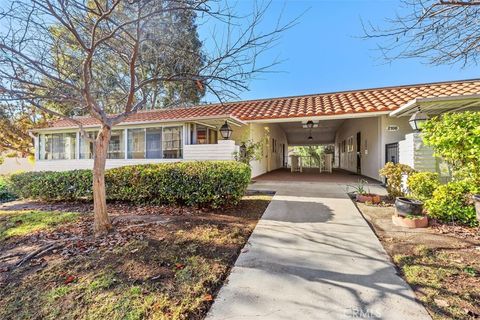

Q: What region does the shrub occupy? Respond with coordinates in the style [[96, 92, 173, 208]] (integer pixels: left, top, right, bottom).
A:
[[233, 140, 264, 165], [379, 162, 415, 198], [9, 161, 251, 208], [425, 180, 479, 227], [407, 172, 440, 201], [9, 170, 93, 201], [0, 176, 16, 203], [422, 112, 480, 182]]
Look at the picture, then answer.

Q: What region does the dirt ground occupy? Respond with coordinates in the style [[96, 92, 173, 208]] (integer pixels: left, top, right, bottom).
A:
[[356, 202, 480, 320], [0, 194, 272, 320]]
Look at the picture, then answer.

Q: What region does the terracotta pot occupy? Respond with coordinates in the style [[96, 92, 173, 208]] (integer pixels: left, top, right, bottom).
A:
[[473, 194, 480, 223], [392, 214, 429, 228], [395, 197, 423, 217], [356, 194, 381, 204]]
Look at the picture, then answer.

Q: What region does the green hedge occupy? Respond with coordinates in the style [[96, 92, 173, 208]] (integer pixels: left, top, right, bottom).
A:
[[425, 180, 479, 227], [9, 161, 251, 208], [0, 176, 16, 203], [9, 170, 93, 201]]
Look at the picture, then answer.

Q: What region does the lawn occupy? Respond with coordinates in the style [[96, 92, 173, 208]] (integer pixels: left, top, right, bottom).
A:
[[0, 193, 272, 320], [355, 203, 480, 320], [0, 210, 79, 240]]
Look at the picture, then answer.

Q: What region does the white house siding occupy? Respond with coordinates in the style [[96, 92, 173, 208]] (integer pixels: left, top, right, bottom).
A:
[[380, 115, 413, 165], [398, 137, 414, 168], [399, 133, 437, 172], [334, 116, 382, 180], [266, 123, 288, 172], [35, 158, 184, 171], [0, 157, 34, 174], [183, 140, 239, 161], [246, 123, 288, 178]]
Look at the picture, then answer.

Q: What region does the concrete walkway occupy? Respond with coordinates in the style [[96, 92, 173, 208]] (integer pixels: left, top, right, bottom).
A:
[[207, 180, 430, 320]]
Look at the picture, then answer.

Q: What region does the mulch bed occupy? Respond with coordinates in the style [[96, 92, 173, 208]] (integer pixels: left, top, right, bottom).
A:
[[0, 194, 272, 319]]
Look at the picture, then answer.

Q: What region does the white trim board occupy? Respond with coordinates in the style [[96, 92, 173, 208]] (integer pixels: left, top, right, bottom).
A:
[[244, 111, 391, 124], [390, 95, 480, 117]]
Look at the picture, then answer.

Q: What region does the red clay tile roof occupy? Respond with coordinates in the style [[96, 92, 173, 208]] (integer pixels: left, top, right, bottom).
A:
[[46, 79, 480, 128]]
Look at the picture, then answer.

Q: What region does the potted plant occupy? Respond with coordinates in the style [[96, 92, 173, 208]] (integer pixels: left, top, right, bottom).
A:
[[392, 213, 429, 228], [395, 197, 424, 217], [347, 179, 381, 204], [393, 197, 428, 228]]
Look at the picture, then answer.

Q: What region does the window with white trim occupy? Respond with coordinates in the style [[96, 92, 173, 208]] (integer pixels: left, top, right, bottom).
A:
[[79, 131, 96, 159], [39, 133, 76, 160], [126, 126, 182, 159], [163, 126, 183, 159]]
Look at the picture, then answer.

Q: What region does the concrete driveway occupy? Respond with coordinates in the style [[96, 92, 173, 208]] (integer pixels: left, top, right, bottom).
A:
[[206, 179, 430, 320]]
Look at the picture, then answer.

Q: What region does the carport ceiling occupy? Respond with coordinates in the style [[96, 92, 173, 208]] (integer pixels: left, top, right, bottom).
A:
[[279, 119, 344, 146]]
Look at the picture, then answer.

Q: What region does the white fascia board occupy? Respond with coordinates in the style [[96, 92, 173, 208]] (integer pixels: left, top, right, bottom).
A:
[[390, 94, 480, 117], [389, 99, 419, 117], [32, 115, 247, 133], [244, 111, 390, 124]]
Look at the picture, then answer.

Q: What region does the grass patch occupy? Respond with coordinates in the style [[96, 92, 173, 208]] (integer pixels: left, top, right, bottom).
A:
[[0, 210, 79, 240], [394, 245, 479, 319]]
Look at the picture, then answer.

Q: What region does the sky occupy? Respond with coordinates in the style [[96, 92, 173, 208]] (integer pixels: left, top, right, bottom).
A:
[[199, 0, 480, 102]]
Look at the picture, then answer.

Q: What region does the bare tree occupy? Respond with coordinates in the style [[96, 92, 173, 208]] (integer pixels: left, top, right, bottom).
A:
[[363, 0, 480, 66], [0, 0, 294, 235]]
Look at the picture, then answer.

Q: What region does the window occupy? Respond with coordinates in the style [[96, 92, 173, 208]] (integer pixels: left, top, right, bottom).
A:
[[163, 126, 183, 159], [79, 130, 124, 159], [272, 138, 277, 153], [128, 129, 145, 159], [146, 128, 162, 159], [347, 137, 354, 152], [79, 131, 97, 159], [209, 129, 218, 144], [127, 127, 184, 160], [196, 125, 208, 144], [108, 130, 125, 159], [39, 133, 76, 160], [342, 140, 346, 153]]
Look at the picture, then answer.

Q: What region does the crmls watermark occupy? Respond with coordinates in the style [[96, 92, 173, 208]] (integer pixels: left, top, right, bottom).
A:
[[344, 307, 381, 319]]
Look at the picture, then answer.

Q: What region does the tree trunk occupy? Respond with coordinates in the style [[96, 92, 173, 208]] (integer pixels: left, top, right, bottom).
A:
[[93, 125, 112, 236]]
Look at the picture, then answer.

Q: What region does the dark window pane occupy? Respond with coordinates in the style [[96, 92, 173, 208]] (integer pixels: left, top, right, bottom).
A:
[[40, 133, 76, 160], [127, 129, 145, 159], [163, 126, 182, 159], [146, 128, 162, 159], [80, 131, 97, 159], [108, 130, 125, 159], [196, 125, 207, 144]]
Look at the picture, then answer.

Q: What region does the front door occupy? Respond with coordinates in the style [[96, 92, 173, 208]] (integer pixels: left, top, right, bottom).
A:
[[356, 132, 361, 174]]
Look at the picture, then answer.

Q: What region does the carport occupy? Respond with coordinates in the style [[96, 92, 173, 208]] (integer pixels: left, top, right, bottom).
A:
[[253, 112, 389, 181]]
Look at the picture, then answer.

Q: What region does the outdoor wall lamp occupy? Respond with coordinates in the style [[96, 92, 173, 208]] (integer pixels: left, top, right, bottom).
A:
[[219, 121, 233, 140], [409, 108, 429, 132]]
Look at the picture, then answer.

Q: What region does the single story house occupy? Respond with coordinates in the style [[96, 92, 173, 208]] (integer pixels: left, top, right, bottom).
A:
[[31, 79, 480, 180]]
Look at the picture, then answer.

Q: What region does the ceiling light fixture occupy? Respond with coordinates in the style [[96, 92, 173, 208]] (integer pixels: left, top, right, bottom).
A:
[[306, 120, 313, 141]]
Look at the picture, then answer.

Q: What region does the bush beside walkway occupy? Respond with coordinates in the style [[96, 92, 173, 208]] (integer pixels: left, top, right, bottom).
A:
[[8, 161, 251, 208]]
